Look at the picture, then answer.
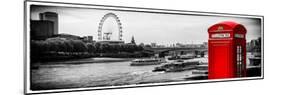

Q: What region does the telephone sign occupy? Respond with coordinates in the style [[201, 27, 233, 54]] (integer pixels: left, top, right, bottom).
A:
[[211, 33, 230, 38], [235, 34, 244, 38]]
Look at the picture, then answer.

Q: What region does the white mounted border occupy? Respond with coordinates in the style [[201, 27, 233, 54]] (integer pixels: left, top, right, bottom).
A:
[[24, 0, 264, 94]]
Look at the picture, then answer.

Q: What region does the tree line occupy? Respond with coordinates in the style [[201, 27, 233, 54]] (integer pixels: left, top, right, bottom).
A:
[[30, 37, 145, 62]]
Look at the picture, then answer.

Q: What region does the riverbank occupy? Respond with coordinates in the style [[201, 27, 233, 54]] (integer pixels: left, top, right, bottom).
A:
[[31, 52, 152, 63], [31, 57, 136, 69], [34, 57, 135, 64]]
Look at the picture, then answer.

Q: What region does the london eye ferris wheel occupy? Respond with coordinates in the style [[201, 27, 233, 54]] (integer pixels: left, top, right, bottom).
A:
[[97, 13, 123, 41]]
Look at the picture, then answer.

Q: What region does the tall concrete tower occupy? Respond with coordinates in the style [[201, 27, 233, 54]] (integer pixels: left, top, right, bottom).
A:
[[39, 12, 58, 35]]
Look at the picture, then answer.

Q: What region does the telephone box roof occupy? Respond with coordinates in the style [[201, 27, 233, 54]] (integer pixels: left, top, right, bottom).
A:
[[208, 21, 247, 34]]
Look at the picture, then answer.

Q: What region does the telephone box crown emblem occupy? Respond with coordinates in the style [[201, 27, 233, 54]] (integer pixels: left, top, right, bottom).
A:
[[217, 26, 224, 31]]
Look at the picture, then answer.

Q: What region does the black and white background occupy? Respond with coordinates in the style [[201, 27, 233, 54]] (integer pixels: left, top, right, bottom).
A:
[[0, 0, 279, 95]]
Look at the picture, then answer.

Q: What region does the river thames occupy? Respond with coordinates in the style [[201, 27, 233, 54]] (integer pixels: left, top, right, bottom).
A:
[[30, 53, 257, 90], [31, 58, 200, 90]]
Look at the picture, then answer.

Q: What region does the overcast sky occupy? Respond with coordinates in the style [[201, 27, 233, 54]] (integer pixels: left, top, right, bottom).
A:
[[30, 5, 261, 45]]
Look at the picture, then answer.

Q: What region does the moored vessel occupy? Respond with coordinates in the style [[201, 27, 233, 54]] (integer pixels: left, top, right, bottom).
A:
[[130, 58, 166, 66]]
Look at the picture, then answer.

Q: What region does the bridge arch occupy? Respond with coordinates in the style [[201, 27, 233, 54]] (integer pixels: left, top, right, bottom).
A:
[[144, 47, 208, 57]]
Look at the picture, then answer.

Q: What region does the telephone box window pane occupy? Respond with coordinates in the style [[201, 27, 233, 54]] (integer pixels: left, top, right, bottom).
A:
[[236, 45, 243, 77]]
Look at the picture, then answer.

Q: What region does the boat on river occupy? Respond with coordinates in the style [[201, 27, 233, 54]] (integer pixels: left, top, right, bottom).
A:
[[183, 69, 208, 80], [249, 52, 261, 66], [152, 60, 200, 72], [130, 58, 166, 66]]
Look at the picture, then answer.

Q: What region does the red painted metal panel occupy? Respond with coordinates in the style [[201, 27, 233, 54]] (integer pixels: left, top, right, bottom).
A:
[[209, 43, 230, 79]]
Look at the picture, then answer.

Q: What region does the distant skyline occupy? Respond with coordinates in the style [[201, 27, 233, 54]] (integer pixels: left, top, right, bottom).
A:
[[30, 5, 261, 45]]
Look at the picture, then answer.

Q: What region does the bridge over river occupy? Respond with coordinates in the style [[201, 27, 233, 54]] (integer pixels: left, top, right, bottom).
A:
[[143, 47, 208, 57]]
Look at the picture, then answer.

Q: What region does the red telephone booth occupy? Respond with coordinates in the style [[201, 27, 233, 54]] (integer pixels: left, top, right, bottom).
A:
[[208, 21, 247, 79]]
